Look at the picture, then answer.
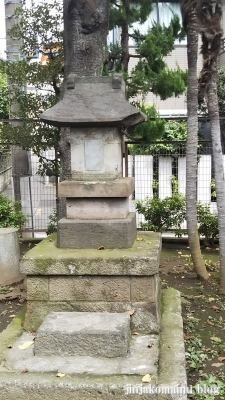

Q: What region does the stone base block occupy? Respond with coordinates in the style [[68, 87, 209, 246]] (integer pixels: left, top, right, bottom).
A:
[[66, 197, 129, 219], [34, 312, 130, 358], [58, 178, 135, 198], [57, 212, 136, 248]]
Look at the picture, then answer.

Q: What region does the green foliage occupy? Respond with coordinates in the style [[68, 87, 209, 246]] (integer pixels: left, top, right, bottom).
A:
[[193, 373, 225, 399], [0, 0, 187, 159], [129, 118, 187, 154], [0, 0, 62, 170], [135, 192, 186, 236], [0, 193, 27, 228], [46, 208, 57, 235], [0, 73, 9, 119], [197, 203, 219, 247]]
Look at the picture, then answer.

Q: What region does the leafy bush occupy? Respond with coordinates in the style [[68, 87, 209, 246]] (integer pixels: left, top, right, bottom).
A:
[[135, 193, 186, 236], [135, 192, 219, 246], [0, 194, 26, 228], [46, 208, 57, 235], [197, 202, 218, 247]]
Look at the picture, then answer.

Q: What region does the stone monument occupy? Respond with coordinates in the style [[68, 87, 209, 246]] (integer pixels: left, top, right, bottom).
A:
[[41, 0, 145, 249], [0, 2, 187, 398]]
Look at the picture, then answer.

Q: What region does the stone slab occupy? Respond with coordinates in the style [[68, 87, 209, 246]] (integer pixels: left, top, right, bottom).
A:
[[23, 300, 159, 334], [66, 198, 129, 219], [20, 232, 161, 275], [58, 178, 134, 198], [0, 288, 187, 400], [57, 213, 137, 248], [34, 312, 130, 358], [6, 332, 158, 376]]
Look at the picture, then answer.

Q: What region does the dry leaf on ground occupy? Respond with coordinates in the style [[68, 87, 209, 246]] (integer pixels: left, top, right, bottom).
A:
[[56, 373, 66, 377], [124, 309, 135, 316], [142, 374, 151, 383], [18, 341, 34, 350]]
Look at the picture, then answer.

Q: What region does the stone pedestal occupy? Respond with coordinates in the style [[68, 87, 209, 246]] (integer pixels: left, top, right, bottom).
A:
[[21, 232, 161, 333]]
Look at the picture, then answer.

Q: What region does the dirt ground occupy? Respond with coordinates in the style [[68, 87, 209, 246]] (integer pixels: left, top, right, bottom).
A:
[[0, 241, 224, 399], [161, 243, 225, 399]]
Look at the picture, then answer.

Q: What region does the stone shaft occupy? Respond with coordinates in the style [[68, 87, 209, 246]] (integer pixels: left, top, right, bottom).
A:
[[34, 312, 130, 358]]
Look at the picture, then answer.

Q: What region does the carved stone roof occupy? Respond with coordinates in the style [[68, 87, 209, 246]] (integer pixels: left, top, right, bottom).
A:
[[40, 75, 145, 128]]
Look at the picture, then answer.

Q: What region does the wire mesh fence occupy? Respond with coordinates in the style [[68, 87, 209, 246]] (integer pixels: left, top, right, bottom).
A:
[[124, 141, 220, 227], [0, 147, 56, 238], [0, 140, 221, 234]]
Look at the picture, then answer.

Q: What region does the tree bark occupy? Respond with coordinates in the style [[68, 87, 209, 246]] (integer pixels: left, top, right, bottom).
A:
[[121, 0, 130, 73], [182, 1, 209, 280], [207, 71, 225, 293]]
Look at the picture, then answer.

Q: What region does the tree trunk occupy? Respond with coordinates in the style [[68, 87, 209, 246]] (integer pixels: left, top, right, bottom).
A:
[[207, 71, 225, 293], [183, 2, 209, 280], [197, 0, 224, 290], [121, 0, 130, 73]]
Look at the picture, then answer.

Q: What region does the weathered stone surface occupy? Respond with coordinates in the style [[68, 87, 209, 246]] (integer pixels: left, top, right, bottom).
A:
[[158, 288, 187, 400], [131, 277, 156, 302], [0, 228, 22, 285], [7, 331, 158, 376], [23, 300, 159, 334], [26, 277, 49, 301], [49, 276, 130, 302], [70, 127, 122, 181], [66, 198, 129, 219], [20, 232, 161, 275], [57, 213, 137, 249], [34, 312, 130, 358], [58, 178, 134, 198], [130, 302, 159, 334], [40, 76, 145, 128]]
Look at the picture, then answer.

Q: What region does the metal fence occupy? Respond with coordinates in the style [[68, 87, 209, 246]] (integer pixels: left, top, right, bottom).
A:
[[124, 141, 219, 227], [1, 147, 56, 238], [0, 140, 220, 234]]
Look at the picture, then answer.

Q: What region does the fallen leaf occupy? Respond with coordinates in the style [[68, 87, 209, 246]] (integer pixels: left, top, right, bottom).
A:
[[122, 255, 127, 258], [136, 237, 143, 241], [210, 336, 222, 343], [21, 322, 24, 327], [218, 357, 225, 362], [124, 309, 135, 316], [211, 363, 224, 368], [7, 344, 12, 349], [142, 374, 151, 383], [208, 297, 215, 302], [18, 341, 34, 350], [9, 315, 16, 318], [205, 348, 211, 352], [147, 343, 154, 348], [132, 332, 140, 335], [56, 373, 65, 378], [207, 320, 215, 326], [22, 368, 29, 373], [210, 305, 221, 312], [97, 246, 105, 250]]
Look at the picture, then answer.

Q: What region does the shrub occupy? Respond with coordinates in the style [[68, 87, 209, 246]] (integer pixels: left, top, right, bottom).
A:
[[46, 208, 57, 235], [0, 193, 27, 228], [197, 202, 218, 247], [135, 193, 186, 236]]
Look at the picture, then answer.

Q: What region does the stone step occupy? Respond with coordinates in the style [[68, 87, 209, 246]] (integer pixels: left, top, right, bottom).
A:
[[34, 312, 130, 358]]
